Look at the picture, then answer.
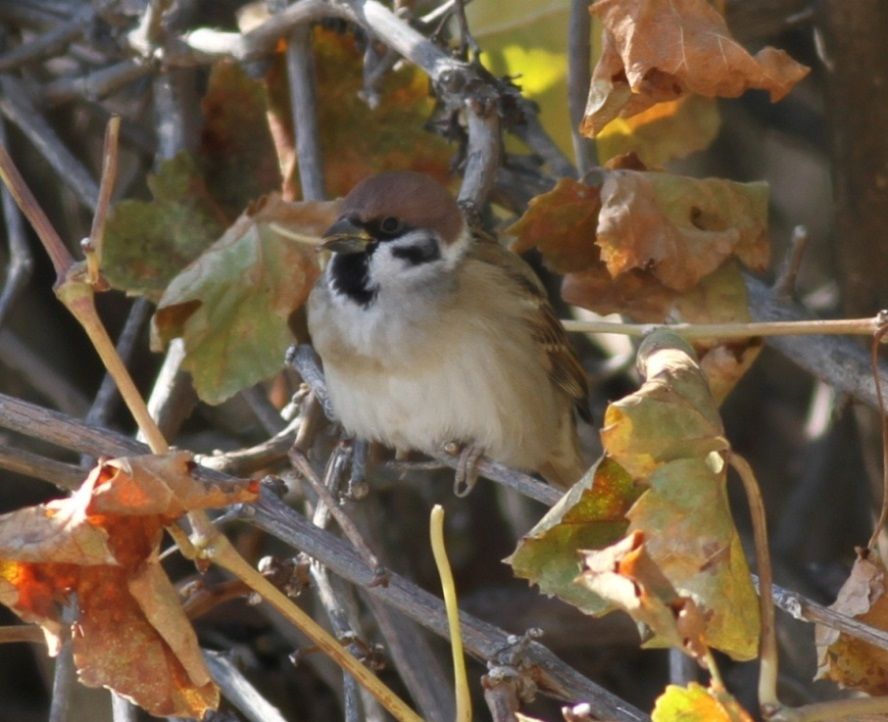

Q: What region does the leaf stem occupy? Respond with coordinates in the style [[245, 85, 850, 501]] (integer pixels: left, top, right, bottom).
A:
[[728, 452, 778, 714], [84, 114, 120, 286], [430, 505, 471, 722], [562, 316, 881, 339], [867, 320, 888, 549]]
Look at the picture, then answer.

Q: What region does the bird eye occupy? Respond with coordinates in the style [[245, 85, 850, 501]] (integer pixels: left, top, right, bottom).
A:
[[379, 217, 403, 236]]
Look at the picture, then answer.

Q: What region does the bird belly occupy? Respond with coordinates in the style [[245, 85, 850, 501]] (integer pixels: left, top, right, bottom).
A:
[[323, 341, 559, 471]]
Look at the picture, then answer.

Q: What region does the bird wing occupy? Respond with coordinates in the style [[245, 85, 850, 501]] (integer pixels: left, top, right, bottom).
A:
[[468, 232, 591, 422]]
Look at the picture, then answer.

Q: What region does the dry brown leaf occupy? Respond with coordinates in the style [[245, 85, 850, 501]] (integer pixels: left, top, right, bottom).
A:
[[583, 0, 809, 136], [0, 451, 257, 717], [596, 170, 769, 292], [507, 178, 601, 274], [816, 549, 888, 694], [562, 264, 680, 323]]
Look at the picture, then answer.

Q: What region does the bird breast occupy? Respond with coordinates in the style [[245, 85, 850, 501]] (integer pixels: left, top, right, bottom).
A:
[[307, 257, 568, 471]]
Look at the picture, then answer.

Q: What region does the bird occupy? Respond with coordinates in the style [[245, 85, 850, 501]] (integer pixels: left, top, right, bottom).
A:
[[306, 171, 590, 490]]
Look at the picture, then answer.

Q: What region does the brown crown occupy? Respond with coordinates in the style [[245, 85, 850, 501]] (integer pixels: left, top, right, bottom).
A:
[[340, 171, 464, 245]]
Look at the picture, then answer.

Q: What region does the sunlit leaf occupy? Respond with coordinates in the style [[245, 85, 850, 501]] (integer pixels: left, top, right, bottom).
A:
[[507, 178, 601, 273], [583, 0, 809, 135], [508, 458, 641, 614], [0, 451, 256, 717], [596, 170, 770, 292], [596, 95, 721, 166], [652, 682, 753, 722]]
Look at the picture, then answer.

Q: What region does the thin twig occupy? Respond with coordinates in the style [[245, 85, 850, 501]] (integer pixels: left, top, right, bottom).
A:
[[0, 115, 33, 329], [140, 338, 197, 443], [84, 114, 121, 285], [48, 607, 76, 722], [765, 577, 888, 653], [39, 59, 153, 107], [511, 101, 577, 179], [773, 225, 810, 299], [203, 651, 288, 722], [433, 451, 560, 506], [0, 393, 648, 721], [567, 0, 595, 174], [0, 625, 45, 644], [0, 76, 99, 210], [746, 275, 888, 411], [728, 453, 778, 714], [562, 316, 882, 339], [241, 384, 287, 435], [0, 445, 82, 490], [0, 5, 92, 72], [110, 693, 138, 722], [286, 22, 326, 202], [196, 415, 302, 476], [458, 101, 501, 214], [867, 319, 888, 549], [0, 143, 73, 277], [290, 449, 385, 579], [83, 298, 153, 429]]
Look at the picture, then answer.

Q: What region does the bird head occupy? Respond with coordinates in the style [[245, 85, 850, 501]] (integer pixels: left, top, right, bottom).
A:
[[322, 172, 468, 306]]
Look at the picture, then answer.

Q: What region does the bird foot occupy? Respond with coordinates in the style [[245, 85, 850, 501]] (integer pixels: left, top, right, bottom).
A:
[[447, 442, 485, 497]]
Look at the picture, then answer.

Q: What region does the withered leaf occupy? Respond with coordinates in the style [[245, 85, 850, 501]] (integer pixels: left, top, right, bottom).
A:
[[579, 531, 709, 658], [509, 332, 758, 661], [507, 178, 601, 274], [816, 549, 888, 694], [0, 451, 256, 717], [596, 170, 770, 292], [583, 0, 810, 135]]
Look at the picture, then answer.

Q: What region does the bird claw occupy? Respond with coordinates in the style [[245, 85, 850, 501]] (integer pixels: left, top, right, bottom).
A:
[[452, 444, 484, 497]]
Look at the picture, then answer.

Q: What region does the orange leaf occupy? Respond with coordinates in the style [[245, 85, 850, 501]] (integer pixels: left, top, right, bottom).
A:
[[583, 0, 809, 136], [0, 451, 257, 717], [596, 170, 769, 292], [506, 178, 601, 273]]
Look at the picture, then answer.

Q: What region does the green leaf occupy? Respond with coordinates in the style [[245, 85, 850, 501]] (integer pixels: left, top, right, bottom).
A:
[[152, 194, 336, 404], [102, 154, 226, 300], [507, 458, 641, 614]]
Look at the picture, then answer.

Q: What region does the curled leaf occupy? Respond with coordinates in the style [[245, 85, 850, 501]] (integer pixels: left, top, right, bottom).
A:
[[583, 0, 809, 135], [0, 451, 255, 717]]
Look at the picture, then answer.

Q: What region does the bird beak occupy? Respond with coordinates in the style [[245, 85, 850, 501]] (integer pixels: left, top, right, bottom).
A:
[[321, 218, 372, 254]]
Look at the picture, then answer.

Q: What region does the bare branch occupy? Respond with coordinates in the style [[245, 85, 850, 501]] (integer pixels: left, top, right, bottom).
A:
[[0, 5, 93, 72], [204, 651, 288, 722], [0, 393, 649, 722], [286, 22, 326, 201], [567, 0, 595, 174]]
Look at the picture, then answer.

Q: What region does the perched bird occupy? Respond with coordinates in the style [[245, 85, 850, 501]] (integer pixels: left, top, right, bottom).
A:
[[307, 171, 590, 489]]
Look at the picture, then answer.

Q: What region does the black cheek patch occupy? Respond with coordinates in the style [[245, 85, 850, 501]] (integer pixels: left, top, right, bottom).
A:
[[390, 238, 441, 266], [330, 251, 377, 307]]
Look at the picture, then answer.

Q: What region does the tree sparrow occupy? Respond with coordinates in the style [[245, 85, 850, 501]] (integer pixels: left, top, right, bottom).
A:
[[307, 171, 590, 489]]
